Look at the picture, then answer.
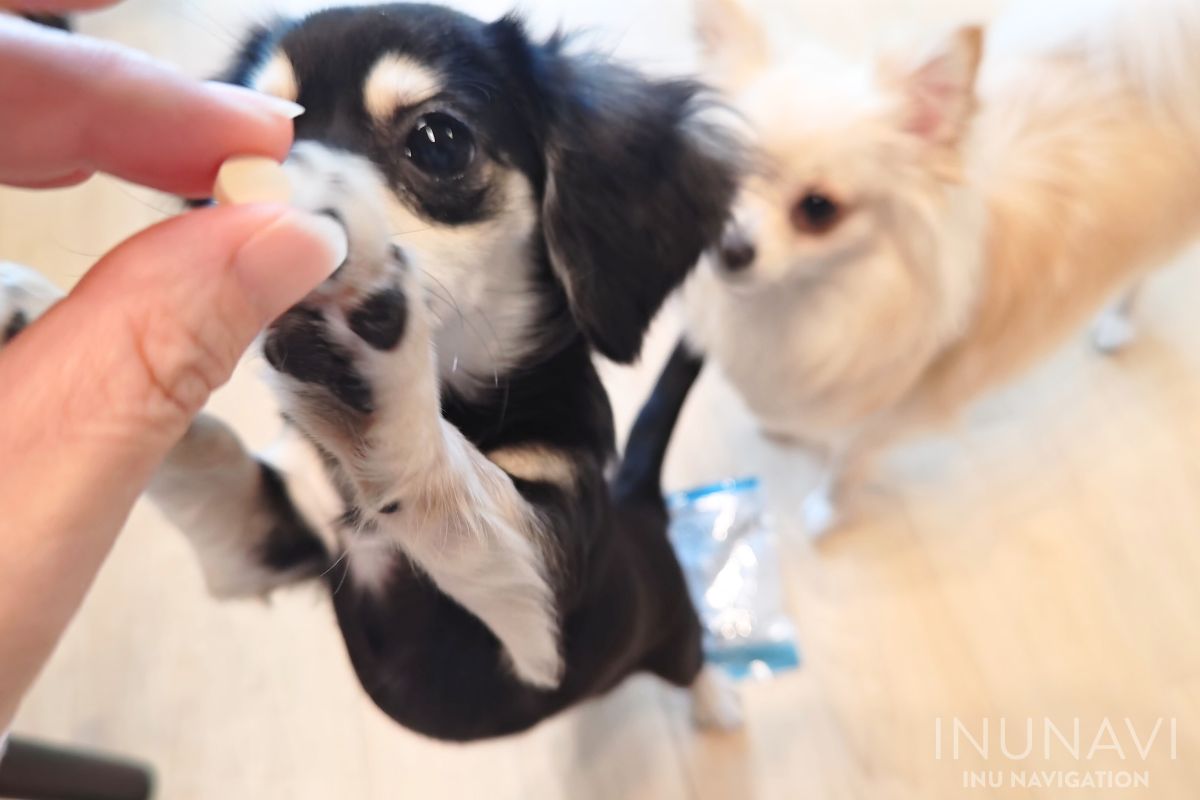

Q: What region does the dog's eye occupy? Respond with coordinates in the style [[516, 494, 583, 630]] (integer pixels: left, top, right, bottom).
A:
[[792, 192, 842, 234], [404, 113, 475, 176]]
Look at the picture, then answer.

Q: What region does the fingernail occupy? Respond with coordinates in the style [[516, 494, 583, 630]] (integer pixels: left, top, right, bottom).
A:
[[234, 209, 348, 321], [256, 95, 306, 120], [206, 81, 306, 120]]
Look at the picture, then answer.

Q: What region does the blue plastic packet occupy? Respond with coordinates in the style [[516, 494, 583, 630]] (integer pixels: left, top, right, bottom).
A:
[[667, 478, 802, 681]]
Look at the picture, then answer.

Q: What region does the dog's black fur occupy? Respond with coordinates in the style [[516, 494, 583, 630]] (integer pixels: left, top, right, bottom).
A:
[[330, 342, 708, 741], [2, 310, 27, 345], [206, 5, 736, 740], [20, 14, 71, 32]]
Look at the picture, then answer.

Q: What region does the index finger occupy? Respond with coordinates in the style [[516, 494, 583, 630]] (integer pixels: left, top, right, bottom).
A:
[[0, 17, 300, 196], [0, 1, 121, 10]]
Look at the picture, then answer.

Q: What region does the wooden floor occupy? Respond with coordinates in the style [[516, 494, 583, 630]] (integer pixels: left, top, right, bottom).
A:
[[5, 0, 1200, 797]]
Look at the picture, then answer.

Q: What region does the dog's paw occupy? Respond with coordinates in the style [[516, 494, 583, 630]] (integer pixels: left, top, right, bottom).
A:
[[802, 485, 842, 538], [691, 666, 744, 732], [0, 262, 63, 346], [148, 417, 329, 601], [194, 539, 324, 601], [442, 548, 564, 692], [265, 304, 379, 414], [503, 617, 565, 691], [264, 251, 412, 420], [1091, 310, 1136, 355], [264, 141, 420, 425]]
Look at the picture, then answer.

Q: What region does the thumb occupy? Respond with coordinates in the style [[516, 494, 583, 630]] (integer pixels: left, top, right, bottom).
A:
[[0, 203, 341, 725], [0, 204, 344, 471]]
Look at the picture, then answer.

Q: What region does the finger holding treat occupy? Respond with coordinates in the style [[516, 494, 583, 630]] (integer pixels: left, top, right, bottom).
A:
[[0, 11, 298, 194]]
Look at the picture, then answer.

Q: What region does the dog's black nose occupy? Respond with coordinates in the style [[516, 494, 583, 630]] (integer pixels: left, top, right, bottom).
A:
[[719, 233, 756, 272]]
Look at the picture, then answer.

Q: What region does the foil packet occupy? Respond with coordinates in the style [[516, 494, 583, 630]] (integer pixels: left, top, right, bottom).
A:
[[668, 478, 801, 681]]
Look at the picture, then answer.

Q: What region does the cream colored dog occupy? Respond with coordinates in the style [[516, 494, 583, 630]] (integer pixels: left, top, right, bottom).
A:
[[685, 0, 1200, 534]]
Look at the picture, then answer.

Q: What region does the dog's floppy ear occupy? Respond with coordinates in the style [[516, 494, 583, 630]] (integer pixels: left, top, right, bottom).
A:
[[878, 25, 984, 147], [694, 0, 770, 90], [502, 23, 740, 363], [218, 20, 294, 88]]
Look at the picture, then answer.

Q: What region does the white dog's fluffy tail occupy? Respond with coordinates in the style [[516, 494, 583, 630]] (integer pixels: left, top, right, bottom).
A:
[[1097, 0, 1200, 135], [995, 0, 1200, 136]]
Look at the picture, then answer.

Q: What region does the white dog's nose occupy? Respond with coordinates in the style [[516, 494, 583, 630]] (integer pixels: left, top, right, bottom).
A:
[[718, 228, 756, 272]]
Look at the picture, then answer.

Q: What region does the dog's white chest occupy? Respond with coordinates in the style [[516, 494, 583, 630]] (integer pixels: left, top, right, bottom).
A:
[[684, 264, 947, 442]]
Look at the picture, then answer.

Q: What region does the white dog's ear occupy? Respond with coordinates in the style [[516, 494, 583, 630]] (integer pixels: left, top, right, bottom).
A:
[[879, 25, 984, 146], [695, 0, 769, 89]]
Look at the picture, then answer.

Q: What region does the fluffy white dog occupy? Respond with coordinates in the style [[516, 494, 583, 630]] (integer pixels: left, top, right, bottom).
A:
[[685, 0, 1200, 534]]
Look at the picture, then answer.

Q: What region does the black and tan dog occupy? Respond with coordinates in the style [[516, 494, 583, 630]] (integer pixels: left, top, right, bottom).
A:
[[2, 4, 741, 739]]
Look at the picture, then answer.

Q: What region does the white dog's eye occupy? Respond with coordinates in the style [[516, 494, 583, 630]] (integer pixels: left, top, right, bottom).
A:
[[791, 192, 843, 235], [404, 112, 476, 176]]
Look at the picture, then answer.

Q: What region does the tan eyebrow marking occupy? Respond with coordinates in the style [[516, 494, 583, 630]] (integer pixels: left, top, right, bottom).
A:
[[250, 51, 299, 103], [363, 54, 443, 121]]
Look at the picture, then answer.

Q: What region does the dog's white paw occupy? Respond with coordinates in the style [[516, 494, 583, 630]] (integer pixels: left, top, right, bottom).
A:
[[802, 485, 842, 538], [1, 262, 63, 343], [482, 582, 561, 690], [196, 548, 319, 601], [691, 666, 744, 732], [1091, 310, 1136, 355], [498, 605, 564, 690]]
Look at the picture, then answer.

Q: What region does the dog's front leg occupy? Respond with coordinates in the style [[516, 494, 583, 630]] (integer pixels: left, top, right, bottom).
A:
[[803, 400, 942, 536], [1, 262, 331, 597], [147, 416, 332, 598], [265, 258, 563, 690], [0, 262, 61, 343]]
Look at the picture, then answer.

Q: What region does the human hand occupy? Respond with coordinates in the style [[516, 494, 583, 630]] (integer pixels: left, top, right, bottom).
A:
[[0, 5, 339, 726]]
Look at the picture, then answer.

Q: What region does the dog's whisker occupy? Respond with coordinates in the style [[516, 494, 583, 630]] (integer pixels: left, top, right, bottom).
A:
[[415, 265, 501, 380], [319, 547, 351, 580], [112, 187, 179, 223], [169, 4, 241, 51], [389, 226, 435, 238], [451, 78, 498, 103], [331, 556, 352, 596], [44, 237, 104, 260], [411, 265, 503, 381], [179, 0, 243, 46], [471, 307, 504, 388]]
